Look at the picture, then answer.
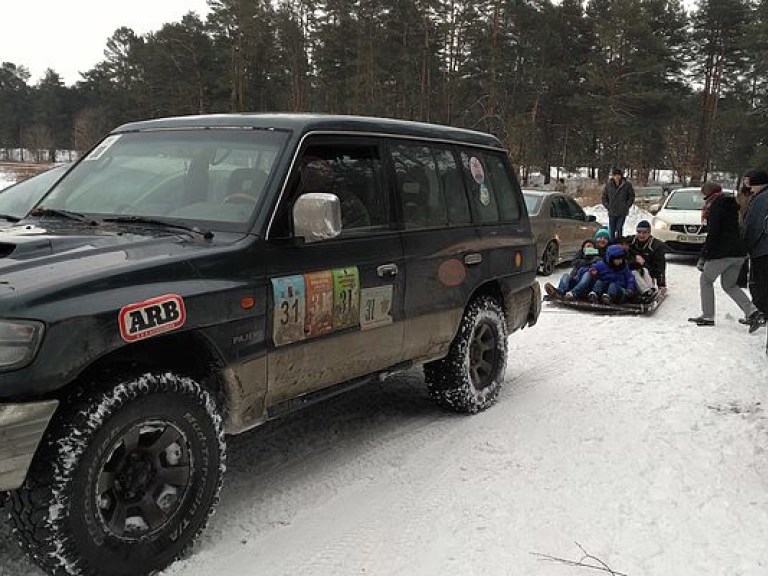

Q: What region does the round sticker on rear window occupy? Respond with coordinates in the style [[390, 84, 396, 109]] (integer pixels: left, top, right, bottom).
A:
[[479, 183, 491, 206], [469, 156, 485, 184]]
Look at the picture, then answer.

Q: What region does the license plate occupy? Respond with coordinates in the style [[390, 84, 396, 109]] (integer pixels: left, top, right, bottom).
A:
[[679, 234, 705, 243]]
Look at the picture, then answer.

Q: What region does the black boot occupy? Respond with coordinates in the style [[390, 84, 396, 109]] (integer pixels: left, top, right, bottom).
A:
[[747, 311, 766, 334], [688, 316, 715, 326]]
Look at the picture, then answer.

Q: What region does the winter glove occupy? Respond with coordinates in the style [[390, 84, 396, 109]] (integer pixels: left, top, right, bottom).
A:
[[696, 258, 706, 272], [625, 289, 635, 300]]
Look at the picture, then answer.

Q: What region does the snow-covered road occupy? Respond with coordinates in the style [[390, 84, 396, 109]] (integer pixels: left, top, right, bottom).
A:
[[3, 255, 767, 576]]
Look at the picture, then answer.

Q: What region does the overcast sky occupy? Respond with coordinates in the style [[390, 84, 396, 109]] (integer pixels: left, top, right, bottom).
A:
[[0, 0, 211, 86]]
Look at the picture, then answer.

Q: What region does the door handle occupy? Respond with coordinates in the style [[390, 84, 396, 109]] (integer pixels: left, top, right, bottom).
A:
[[464, 253, 482, 266], [377, 263, 399, 277]]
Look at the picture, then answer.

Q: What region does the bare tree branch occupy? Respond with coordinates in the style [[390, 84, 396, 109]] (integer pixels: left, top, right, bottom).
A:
[[531, 541, 628, 576]]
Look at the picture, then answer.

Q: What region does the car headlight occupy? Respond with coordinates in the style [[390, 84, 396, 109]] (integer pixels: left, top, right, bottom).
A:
[[653, 218, 669, 231], [0, 320, 44, 369]]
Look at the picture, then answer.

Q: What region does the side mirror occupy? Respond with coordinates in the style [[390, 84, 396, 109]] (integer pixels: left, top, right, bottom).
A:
[[293, 193, 342, 243], [648, 203, 660, 215], [587, 214, 597, 222]]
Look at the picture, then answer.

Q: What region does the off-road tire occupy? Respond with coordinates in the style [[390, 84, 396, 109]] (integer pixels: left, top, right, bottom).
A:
[[9, 372, 226, 576], [424, 296, 508, 413]]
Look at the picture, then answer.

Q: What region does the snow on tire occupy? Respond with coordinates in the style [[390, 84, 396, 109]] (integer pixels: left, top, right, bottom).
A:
[[8, 372, 226, 576], [424, 295, 508, 413]]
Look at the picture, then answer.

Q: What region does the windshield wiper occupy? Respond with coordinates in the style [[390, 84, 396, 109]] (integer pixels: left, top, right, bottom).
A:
[[103, 216, 214, 240], [30, 207, 100, 226], [0, 214, 20, 223]]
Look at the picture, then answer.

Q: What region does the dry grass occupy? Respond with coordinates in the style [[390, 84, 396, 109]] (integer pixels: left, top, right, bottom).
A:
[[573, 183, 603, 207], [0, 162, 54, 182]]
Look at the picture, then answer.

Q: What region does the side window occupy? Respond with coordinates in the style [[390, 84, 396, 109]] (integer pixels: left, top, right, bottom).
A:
[[565, 196, 586, 221], [551, 196, 569, 219], [434, 148, 471, 225], [390, 142, 470, 228], [483, 153, 521, 221], [459, 150, 500, 223], [298, 144, 388, 233]]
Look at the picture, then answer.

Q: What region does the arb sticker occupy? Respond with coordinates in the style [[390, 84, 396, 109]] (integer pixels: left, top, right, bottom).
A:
[[119, 294, 186, 342]]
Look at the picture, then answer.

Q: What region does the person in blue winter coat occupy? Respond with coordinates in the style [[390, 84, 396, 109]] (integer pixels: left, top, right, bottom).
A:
[[566, 244, 636, 303]]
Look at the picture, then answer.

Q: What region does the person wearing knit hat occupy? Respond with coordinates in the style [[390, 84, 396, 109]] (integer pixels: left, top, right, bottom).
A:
[[688, 181, 759, 327], [625, 219, 667, 299], [544, 239, 603, 299], [741, 169, 768, 338], [593, 228, 610, 255], [601, 168, 635, 240]]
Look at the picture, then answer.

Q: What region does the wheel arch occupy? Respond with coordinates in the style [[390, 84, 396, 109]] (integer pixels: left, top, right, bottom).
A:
[[67, 331, 228, 410]]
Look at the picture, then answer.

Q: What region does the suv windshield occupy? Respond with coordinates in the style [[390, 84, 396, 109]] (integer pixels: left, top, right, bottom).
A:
[[39, 129, 289, 231]]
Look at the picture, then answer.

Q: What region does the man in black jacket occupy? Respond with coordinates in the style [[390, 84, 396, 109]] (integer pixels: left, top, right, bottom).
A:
[[625, 220, 667, 296], [602, 168, 635, 239], [688, 182, 759, 327]]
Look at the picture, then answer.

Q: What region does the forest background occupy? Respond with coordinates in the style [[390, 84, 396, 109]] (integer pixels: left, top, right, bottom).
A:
[[1, 0, 767, 185]]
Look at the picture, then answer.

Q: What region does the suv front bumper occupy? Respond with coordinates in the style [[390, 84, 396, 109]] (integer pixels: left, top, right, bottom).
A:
[[0, 400, 58, 491]]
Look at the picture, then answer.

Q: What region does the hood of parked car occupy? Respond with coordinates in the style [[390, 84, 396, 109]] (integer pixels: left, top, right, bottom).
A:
[[654, 208, 702, 225]]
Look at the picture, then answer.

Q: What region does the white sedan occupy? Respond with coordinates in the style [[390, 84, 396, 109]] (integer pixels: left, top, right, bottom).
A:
[[650, 186, 735, 254]]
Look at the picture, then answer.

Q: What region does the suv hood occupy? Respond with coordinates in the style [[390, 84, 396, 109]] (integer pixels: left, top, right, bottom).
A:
[[0, 223, 233, 301]]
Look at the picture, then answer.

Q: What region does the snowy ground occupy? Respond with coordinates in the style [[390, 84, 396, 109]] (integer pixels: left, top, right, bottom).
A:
[[1, 192, 767, 576]]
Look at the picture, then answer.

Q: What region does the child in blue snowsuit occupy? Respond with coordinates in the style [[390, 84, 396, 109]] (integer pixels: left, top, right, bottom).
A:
[[567, 244, 637, 303]]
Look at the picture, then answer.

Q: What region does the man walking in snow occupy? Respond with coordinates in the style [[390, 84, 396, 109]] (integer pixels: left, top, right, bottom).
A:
[[601, 168, 635, 240], [688, 182, 758, 327]]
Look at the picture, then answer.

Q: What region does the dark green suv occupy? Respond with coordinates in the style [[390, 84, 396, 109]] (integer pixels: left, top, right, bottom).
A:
[[0, 114, 540, 576]]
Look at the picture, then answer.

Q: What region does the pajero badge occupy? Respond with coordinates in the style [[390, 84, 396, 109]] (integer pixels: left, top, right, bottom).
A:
[[119, 294, 186, 342]]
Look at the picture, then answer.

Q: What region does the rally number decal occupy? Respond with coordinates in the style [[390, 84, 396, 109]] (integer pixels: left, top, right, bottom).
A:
[[360, 285, 393, 330], [304, 271, 334, 338], [332, 267, 360, 330], [272, 275, 307, 346], [119, 294, 186, 342]]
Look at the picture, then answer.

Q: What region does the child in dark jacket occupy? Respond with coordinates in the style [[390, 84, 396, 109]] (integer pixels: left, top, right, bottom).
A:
[[544, 239, 602, 299]]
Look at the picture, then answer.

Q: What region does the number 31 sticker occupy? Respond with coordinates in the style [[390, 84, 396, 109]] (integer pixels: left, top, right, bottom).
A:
[[271, 275, 306, 346]]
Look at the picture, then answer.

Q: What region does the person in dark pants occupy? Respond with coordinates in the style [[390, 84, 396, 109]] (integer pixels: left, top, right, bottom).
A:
[[601, 168, 635, 240], [687, 182, 758, 327], [741, 169, 768, 339]]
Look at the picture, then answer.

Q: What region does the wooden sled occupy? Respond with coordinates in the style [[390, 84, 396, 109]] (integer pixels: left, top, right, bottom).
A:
[[545, 287, 668, 316]]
